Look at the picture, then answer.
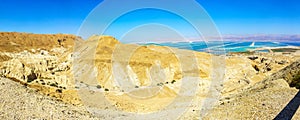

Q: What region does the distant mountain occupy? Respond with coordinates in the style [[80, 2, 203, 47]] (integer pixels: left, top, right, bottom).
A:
[[209, 34, 300, 41], [133, 34, 300, 43]]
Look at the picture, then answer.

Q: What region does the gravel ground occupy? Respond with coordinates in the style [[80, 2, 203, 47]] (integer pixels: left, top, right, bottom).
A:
[[0, 77, 100, 120]]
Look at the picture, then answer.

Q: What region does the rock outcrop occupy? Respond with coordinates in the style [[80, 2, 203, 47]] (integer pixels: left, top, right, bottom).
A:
[[0, 32, 82, 105]]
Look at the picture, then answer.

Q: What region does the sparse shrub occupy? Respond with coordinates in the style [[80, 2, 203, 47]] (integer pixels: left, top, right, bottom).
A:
[[49, 83, 58, 87], [56, 89, 62, 93], [27, 71, 37, 83], [253, 65, 260, 72], [48, 67, 54, 71], [171, 80, 176, 84], [157, 82, 164, 86], [248, 56, 258, 60]]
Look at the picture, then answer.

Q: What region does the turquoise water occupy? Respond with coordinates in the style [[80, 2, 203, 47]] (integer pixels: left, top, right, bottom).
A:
[[141, 41, 300, 54]]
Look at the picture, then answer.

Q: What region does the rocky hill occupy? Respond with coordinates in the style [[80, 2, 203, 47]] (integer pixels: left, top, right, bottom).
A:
[[1, 32, 300, 119], [0, 32, 81, 52], [201, 57, 300, 119]]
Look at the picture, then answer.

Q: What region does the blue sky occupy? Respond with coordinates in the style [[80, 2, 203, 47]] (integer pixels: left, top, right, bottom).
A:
[[1, 0, 299, 39], [198, 0, 300, 34], [0, 0, 102, 34]]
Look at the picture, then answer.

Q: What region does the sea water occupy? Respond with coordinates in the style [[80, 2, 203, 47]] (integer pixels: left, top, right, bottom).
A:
[[141, 41, 300, 54]]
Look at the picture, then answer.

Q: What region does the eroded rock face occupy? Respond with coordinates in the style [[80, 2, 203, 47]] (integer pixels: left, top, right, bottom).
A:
[[0, 32, 81, 105], [0, 49, 73, 87], [266, 59, 300, 88], [220, 53, 299, 98]]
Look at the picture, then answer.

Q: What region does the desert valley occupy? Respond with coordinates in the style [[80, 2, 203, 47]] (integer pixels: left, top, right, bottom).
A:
[[1, 32, 300, 119]]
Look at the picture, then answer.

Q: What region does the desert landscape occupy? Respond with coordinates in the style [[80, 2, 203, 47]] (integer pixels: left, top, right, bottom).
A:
[[0, 32, 300, 119]]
